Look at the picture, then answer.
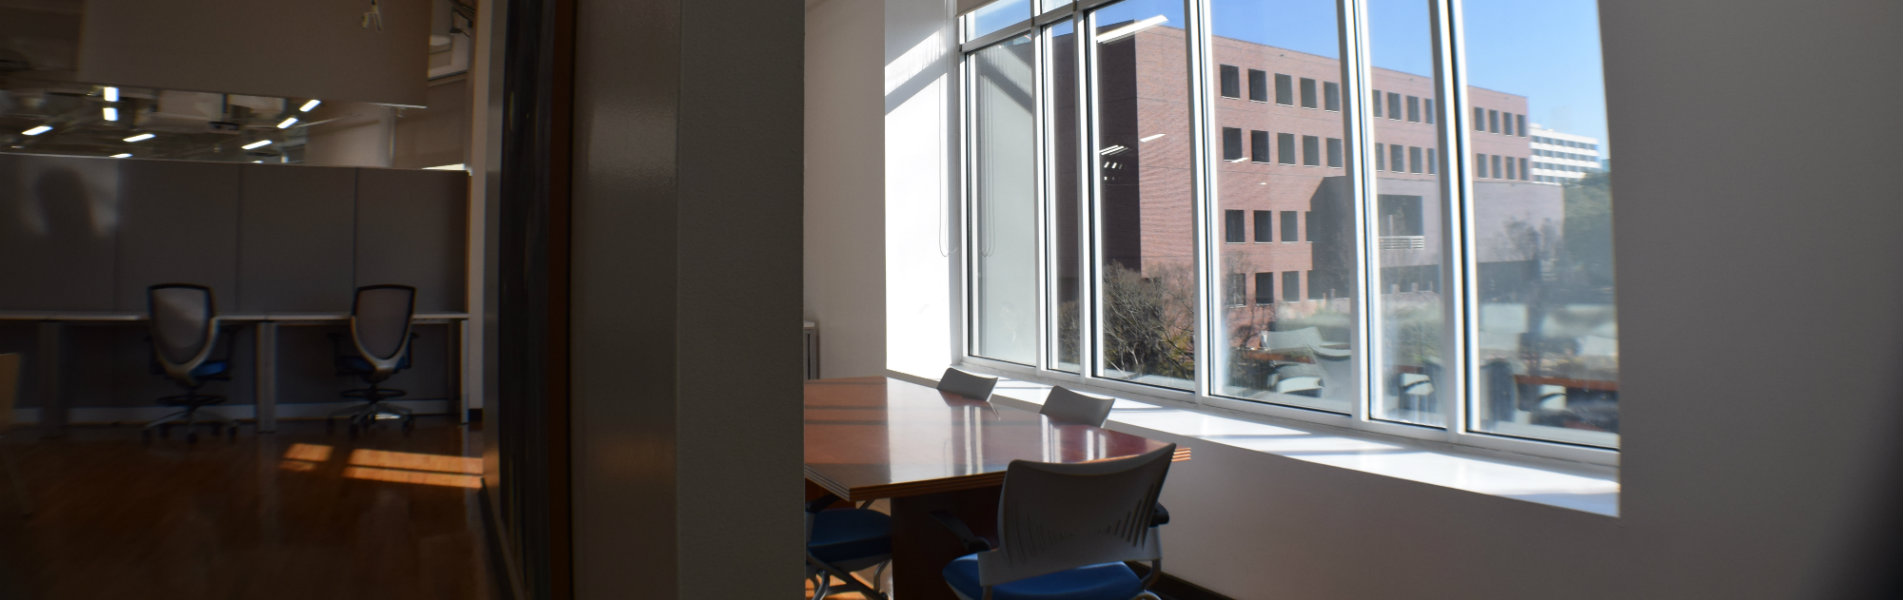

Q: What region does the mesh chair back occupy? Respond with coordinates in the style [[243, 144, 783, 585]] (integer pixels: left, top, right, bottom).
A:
[[0, 353, 20, 431], [147, 284, 217, 380], [1040, 386, 1114, 427], [351, 285, 416, 375], [937, 367, 999, 400], [976, 443, 1176, 588]]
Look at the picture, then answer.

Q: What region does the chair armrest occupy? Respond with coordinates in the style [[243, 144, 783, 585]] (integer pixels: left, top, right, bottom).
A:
[[930, 510, 993, 554], [1150, 503, 1170, 527]]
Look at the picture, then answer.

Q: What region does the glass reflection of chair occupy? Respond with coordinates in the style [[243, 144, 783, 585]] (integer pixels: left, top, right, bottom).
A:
[[1041, 386, 1113, 427], [938, 367, 1000, 401], [142, 284, 238, 444], [1260, 327, 1352, 399], [937, 444, 1178, 600], [328, 284, 419, 438], [2, 352, 31, 516]]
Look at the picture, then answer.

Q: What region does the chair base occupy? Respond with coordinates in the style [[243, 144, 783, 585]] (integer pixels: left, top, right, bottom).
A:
[[142, 393, 237, 444], [807, 558, 889, 600], [328, 400, 415, 439]]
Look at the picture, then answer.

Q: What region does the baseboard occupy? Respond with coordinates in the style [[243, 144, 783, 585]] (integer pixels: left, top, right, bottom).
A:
[[10, 400, 455, 426]]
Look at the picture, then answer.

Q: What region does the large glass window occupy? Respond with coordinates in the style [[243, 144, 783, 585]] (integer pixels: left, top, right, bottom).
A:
[[961, 0, 1620, 458]]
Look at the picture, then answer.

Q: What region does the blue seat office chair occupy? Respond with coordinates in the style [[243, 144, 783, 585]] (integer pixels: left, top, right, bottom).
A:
[[142, 284, 238, 444], [939, 367, 1000, 401], [2, 352, 31, 516], [1041, 386, 1115, 427], [939, 444, 1177, 600], [328, 284, 418, 438], [805, 492, 893, 599]]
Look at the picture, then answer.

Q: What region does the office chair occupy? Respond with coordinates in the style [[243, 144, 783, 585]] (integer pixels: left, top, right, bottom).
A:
[[1, 353, 31, 516], [805, 492, 892, 599], [329, 284, 418, 438], [938, 367, 1000, 401], [1041, 386, 1114, 427], [143, 284, 237, 444], [938, 444, 1177, 600]]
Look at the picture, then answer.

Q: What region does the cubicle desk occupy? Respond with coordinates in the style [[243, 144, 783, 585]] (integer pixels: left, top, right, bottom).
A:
[[805, 377, 1187, 600], [0, 311, 469, 435]]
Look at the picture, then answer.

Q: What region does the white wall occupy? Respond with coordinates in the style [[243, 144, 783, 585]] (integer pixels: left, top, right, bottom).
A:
[[805, 0, 888, 378], [883, 0, 958, 377], [805, 0, 1903, 597]]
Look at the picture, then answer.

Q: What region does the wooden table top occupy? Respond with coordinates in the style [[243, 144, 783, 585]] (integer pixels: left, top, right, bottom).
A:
[[804, 376, 1188, 502]]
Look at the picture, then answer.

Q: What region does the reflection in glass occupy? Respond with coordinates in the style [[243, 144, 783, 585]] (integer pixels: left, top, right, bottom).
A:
[[1207, 0, 1357, 413], [1367, 0, 1446, 426], [971, 35, 1040, 365], [970, 0, 1033, 41], [1462, 0, 1617, 447], [1091, 0, 1194, 389], [1049, 20, 1083, 373]]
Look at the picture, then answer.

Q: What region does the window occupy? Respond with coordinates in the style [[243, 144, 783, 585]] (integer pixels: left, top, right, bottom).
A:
[[960, 0, 1618, 459], [1219, 65, 1240, 98]]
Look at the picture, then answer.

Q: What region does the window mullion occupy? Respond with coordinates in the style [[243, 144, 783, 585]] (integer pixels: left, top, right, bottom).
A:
[[1035, 24, 1052, 374], [1083, 9, 1107, 380], [1340, 0, 1380, 425], [1429, 0, 1472, 439], [1184, 0, 1216, 402]]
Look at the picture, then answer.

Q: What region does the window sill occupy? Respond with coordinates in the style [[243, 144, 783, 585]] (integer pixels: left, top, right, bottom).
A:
[[893, 366, 1619, 517]]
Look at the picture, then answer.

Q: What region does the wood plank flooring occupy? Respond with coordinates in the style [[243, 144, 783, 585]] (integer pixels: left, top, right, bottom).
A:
[[0, 418, 493, 600]]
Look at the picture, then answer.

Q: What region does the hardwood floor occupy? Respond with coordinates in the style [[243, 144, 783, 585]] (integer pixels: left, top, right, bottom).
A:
[[0, 418, 494, 600]]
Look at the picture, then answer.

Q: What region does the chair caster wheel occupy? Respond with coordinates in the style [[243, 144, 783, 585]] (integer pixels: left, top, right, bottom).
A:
[[186, 432, 199, 444]]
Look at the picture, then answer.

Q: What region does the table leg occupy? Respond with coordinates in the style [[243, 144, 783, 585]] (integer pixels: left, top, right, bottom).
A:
[[888, 487, 1000, 600], [254, 322, 278, 433], [453, 321, 467, 424], [35, 322, 64, 437]]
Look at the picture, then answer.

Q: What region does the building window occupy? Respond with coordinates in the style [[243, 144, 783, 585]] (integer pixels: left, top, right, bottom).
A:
[[1222, 127, 1243, 161], [1473, 106, 1484, 130], [1299, 77, 1318, 108], [1250, 130, 1270, 162], [1491, 154, 1503, 179], [1275, 73, 1294, 105], [1278, 133, 1296, 165], [1280, 210, 1299, 242], [1519, 157, 1529, 180], [1386, 92, 1401, 120], [1488, 109, 1500, 133], [1424, 98, 1435, 123], [1408, 146, 1423, 173], [1226, 273, 1246, 307], [1517, 114, 1527, 137], [1426, 148, 1437, 174], [1224, 209, 1245, 243], [1253, 210, 1273, 242], [1406, 95, 1420, 122], [1375, 143, 1386, 171], [1372, 89, 1383, 117], [1254, 273, 1273, 305], [1282, 271, 1301, 301], [1390, 144, 1404, 175], [1504, 155, 1515, 179], [1248, 68, 1268, 102], [1219, 65, 1240, 98], [1324, 81, 1341, 111], [1302, 136, 1320, 166], [1475, 153, 1488, 178], [1326, 137, 1343, 167]]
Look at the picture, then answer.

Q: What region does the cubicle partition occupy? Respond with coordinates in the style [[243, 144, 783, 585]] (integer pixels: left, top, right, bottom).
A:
[[0, 152, 469, 431]]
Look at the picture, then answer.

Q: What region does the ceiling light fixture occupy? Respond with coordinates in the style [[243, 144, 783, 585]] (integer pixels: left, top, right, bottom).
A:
[[111, 153, 132, 159], [299, 99, 322, 112], [103, 87, 119, 102], [103, 107, 119, 122], [124, 133, 155, 142], [22, 125, 52, 136], [242, 140, 272, 150], [1097, 16, 1168, 44], [277, 117, 299, 129]]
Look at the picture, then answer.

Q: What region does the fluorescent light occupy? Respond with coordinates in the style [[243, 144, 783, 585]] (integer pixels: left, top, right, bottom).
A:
[[424, 163, 467, 171], [124, 133, 155, 142], [277, 117, 299, 129], [299, 99, 322, 112], [103, 87, 119, 102], [22, 125, 52, 136], [1097, 15, 1167, 44], [242, 140, 272, 150], [110, 153, 131, 159], [1139, 133, 1167, 143], [1099, 144, 1128, 156], [103, 107, 119, 122]]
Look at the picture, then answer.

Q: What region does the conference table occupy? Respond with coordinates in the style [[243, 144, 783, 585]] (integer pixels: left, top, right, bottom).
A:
[[804, 376, 1189, 600]]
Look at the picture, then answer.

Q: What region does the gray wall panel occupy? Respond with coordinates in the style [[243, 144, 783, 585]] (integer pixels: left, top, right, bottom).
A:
[[355, 168, 468, 312], [113, 161, 243, 312], [0, 154, 121, 311], [237, 165, 357, 313]]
